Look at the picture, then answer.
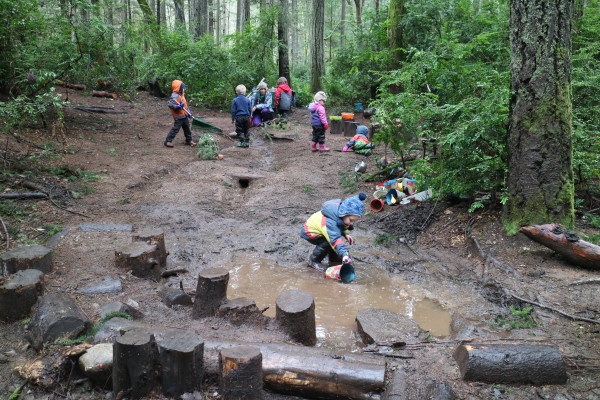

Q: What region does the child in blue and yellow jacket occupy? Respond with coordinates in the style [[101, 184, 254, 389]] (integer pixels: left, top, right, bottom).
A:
[[164, 80, 196, 148], [300, 193, 367, 270]]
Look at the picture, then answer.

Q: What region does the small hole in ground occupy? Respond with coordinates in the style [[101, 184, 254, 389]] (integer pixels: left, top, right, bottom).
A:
[[239, 179, 250, 188]]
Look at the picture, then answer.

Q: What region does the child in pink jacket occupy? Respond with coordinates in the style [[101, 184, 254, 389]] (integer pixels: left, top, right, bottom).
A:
[[307, 91, 329, 152]]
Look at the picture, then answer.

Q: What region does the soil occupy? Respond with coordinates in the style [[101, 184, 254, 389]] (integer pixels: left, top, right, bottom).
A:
[[0, 88, 599, 400]]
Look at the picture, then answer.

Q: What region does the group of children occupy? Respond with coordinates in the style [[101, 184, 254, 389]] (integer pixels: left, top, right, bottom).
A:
[[165, 77, 371, 154], [164, 78, 369, 280]]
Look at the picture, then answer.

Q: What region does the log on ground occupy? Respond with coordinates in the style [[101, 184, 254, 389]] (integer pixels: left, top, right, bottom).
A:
[[0, 269, 44, 322], [192, 267, 229, 319], [520, 224, 600, 269], [219, 346, 263, 400], [453, 343, 568, 385]]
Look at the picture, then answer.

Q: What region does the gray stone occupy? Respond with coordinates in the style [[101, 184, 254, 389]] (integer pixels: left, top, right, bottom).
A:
[[100, 301, 144, 320], [355, 308, 420, 346], [93, 317, 145, 344], [158, 287, 192, 308], [76, 276, 122, 294], [46, 227, 69, 248], [79, 223, 133, 232], [78, 343, 113, 388]]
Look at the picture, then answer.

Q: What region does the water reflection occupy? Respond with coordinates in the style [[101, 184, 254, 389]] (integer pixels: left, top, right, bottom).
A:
[[227, 254, 451, 348]]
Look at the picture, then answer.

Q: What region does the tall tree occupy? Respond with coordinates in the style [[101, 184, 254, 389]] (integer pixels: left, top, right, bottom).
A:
[[173, 0, 186, 26], [353, 0, 363, 25], [236, 0, 250, 31], [503, 0, 575, 232], [278, 0, 291, 84], [388, 0, 405, 67], [340, 0, 347, 47], [310, 0, 325, 92]]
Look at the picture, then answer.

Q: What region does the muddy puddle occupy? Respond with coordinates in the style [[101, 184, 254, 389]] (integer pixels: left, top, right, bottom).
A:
[[226, 253, 452, 349]]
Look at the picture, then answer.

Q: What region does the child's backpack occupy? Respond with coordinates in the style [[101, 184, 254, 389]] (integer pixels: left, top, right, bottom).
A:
[[278, 91, 294, 111]]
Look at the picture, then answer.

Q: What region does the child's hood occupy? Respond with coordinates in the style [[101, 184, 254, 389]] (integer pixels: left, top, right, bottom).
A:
[[308, 102, 323, 113], [277, 83, 292, 92], [338, 193, 367, 217], [171, 80, 185, 94], [355, 125, 369, 138]]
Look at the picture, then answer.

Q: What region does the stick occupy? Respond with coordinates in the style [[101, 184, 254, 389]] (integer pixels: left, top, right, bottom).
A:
[[568, 278, 600, 286], [161, 268, 189, 278], [510, 293, 600, 324], [19, 181, 89, 218], [0, 215, 9, 249]]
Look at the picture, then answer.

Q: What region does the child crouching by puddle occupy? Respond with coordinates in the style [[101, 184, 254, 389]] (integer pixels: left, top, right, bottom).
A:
[[300, 193, 367, 281]]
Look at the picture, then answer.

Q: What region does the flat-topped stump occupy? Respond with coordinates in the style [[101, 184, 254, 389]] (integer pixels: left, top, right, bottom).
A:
[[219, 346, 263, 400], [1, 245, 53, 275], [192, 267, 229, 319], [275, 289, 316, 346]]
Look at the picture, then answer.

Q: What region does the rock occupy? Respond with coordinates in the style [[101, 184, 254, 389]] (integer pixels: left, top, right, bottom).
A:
[[26, 293, 90, 351], [1, 245, 53, 275], [216, 297, 266, 326], [79, 223, 132, 232], [78, 343, 113, 388], [100, 301, 144, 320], [77, 276, 122, 294], [355, 308, 420, 346], [158, 286, 192, 308]]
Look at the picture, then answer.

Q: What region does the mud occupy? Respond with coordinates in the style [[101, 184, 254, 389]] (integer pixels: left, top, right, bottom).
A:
[[0, 89, 598, 399]]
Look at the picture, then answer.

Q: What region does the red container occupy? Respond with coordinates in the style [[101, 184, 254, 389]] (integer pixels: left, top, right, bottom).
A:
[[370, 198, 385, 213]]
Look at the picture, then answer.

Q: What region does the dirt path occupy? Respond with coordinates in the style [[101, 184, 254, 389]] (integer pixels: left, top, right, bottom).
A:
[[1, 89, 599, 399]]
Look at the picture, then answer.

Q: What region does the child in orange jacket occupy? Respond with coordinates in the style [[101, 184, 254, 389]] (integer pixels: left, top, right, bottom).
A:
[[164, 80, 196, 147]]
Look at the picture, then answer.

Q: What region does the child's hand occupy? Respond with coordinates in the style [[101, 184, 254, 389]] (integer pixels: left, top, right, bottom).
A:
[[342, 255, 352, 264], [346, 235, 355, 245]]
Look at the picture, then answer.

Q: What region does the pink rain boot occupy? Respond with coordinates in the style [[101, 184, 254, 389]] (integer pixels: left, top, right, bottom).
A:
[[342, 146, 349, 152], [311, 141, 318, 152], [319, 143, 330, 151]]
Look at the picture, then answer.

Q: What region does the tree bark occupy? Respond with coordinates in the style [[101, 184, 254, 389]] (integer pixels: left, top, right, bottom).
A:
[[173, 0, 186, 27], [278, 0, 291, 86], [388, 0, 405, 67], [353, 0, 363, 25], [136, 0, 157, 24], [310, 0, 325, 92], [340, 0, 346, 47], [503, 0, 575, 232]]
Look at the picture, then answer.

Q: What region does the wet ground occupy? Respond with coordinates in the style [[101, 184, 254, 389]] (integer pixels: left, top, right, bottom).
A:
[[0, 88, 599, 399]]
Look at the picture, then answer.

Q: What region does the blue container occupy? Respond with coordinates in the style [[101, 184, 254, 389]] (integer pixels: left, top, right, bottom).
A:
[[354, 103, 363, 113]]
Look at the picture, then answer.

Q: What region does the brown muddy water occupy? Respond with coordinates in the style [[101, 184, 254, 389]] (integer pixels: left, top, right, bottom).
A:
[[226, 253, 451, 349]]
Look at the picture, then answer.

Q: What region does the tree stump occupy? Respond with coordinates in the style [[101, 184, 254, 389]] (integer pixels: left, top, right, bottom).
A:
[[156, 330, 204, 397], [115, 242, 161, 281], [0, 269, 44, 322], [219, 346, 263, 400], [275, 289, 316, 346], [112, 328, 158, 400], [192, 268, 229, 319], [453, 343, 568, 385], [343, 120, 359, 137], [133, 228, 168, 267], [216, 297, 265, 326], [1, 245, 53, 275], [26, 293, 90, 351]]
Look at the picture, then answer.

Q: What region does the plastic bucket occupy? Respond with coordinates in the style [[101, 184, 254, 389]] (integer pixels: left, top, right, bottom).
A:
[[341, 112, 355, 120], [370, 198, 385, 212], [325, 264, 355, 283], [354, 103, 363, 113]]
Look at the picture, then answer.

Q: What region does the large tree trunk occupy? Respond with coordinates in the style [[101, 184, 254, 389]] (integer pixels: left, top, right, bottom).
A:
[[353, 0, 363, 25], [503, 0, 575, 232], [216, 0, 221, 41], [208, 0, 214, 35], [173, 0, 186, 27], [278, 0, 291, 86], [136, 0, 157, 24], [291, 0, 298, 67], [310, 0, 325, 92], [340, 0, 346, 47], [388, 0, 405, 67]]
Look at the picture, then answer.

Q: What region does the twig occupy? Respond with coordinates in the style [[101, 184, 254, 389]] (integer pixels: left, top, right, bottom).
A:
[[568, 278, 600, 286], [510, 293, 600, 324], [161, 268, 189, 278], [0, 215, 9, 248], [466, 217, 518, 276], [19, 181, 89, 218]]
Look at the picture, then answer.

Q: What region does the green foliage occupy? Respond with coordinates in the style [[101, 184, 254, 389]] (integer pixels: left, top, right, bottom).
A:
[[54, 311, 133, 345], [374, 233, 400, 248], [338, 171, 362, 193], [196, 134, 220, 160], [0, 200, 37, 221], [495, 306, 537, 331], [0, 88, 67, 131], [48, 165, 101, 182]]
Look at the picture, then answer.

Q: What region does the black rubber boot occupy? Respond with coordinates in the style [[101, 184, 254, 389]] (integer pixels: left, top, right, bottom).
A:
[[308, 241, 329, 271]]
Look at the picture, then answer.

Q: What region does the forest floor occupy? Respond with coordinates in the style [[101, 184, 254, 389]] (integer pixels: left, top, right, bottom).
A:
[[0, 88, 599, 400]]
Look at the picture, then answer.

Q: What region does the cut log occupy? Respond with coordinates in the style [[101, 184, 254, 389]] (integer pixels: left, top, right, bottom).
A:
[[132, 228, 168, 267], [520, 224, 600, 269], [55, 80, 87, 90], [216, 297, 267, 326], [115, 242, 161, 281], [92, 90, 118, 99], [112, 328, 158, 400], [0, 192, 47, 199], [0, 269, 44, 322], [156, 330, 204, 397], [453, 343, 568, 385], [275, 289, 316, 346], [192, 267, 229, 319], [73, 105, 126, 114], [219, 346, 263, 400], [1, 245, 53, 275], [92, 318, 386, 400], [343, 120, 359, 137], [26, 293, 90, 351]]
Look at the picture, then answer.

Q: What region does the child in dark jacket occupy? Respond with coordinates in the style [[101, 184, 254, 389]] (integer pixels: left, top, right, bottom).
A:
[[231, 84, 252, 148], [343, 125, 373, 155], [300, 193, 367, 270], [307, 91, 329, 152], [164, 80, 197, 148]]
